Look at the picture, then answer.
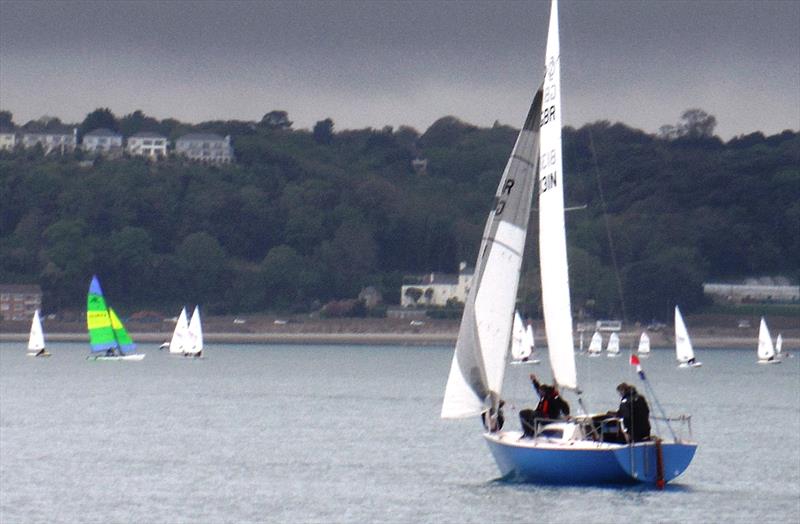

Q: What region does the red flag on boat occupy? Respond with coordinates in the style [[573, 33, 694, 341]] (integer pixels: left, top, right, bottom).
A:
[[630, 354, 646, 379]]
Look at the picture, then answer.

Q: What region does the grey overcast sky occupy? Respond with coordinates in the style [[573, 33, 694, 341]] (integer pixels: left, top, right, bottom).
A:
[[1, 0, 798, 139]]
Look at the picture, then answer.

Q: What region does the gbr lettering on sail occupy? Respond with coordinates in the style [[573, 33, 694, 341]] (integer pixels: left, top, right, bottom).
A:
[[540, 56, 558, 194]]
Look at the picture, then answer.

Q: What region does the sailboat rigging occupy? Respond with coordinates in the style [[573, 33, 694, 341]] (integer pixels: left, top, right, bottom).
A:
[[441, 0, 696, 485]]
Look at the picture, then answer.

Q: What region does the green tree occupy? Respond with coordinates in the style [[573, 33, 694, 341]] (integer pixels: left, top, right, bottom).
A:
[[313, 118, 334, 144], [260, 111, 293, 130], [80, 108, 118, 139]]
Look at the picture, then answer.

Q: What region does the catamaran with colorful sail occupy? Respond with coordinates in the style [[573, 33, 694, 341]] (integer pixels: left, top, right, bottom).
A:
[[26, 309, 50, 357], [441, 0, 696, 485], [86, 276, 145, 361]]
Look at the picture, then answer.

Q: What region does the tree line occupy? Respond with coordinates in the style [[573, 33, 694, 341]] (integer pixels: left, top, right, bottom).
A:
[[0, 108, 797, 322]]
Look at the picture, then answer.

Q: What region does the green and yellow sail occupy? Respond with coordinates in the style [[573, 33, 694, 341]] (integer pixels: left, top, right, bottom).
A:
[[87, 275, 136, 354]]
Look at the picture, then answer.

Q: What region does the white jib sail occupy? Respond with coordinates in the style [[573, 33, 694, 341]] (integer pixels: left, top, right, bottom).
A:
[[638, 332, 651, 354], [187, 306, 203, 355], [442, 88, 545, 418], [675, 306, 695, 363], [27, 309, 45, 352], [588, 331, 602, 354], [511, 311, 531, 361], [758, 317, 774, 361], [606, 332, 620, 355], [776, 333, 783, 355], [169, 307, 189, 354], [539, 0, 577, 390]]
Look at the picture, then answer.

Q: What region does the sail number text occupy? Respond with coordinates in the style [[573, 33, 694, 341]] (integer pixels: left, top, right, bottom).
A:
[[494, 179, 515, 215], [541, 105, 556, 126]]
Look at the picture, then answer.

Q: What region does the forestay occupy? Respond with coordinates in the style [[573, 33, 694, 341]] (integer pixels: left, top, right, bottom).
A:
[[538, 0, 577, 390], [441, 88, 544, 418]]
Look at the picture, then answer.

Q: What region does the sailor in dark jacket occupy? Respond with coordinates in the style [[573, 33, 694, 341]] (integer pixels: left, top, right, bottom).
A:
[[519, 374, 570, 437], [610, 382, 651, 442]]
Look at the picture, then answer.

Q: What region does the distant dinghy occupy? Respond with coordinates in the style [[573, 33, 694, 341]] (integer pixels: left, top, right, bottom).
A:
[[757, 317, 781, 365], [510, 311, 540, 365], [183, 306, 204, 358], [26, 309, 51, 358], [606, 332, 620, 358], [675, 306, 701, 368], [637, 332, 650, 357], [587, 331, 603, 357]]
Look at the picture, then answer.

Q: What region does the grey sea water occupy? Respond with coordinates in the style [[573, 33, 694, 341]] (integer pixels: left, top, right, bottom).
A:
[[1, 342, 798, 523]]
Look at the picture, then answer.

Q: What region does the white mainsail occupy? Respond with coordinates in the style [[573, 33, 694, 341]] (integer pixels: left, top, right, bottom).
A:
[[539, 0, 576, 390], [757, 317, 775, 361], [441, 77, 545, 418], [606, 332, 620, 356], [186, 306, 203, 356], [674, 306, 695, 363], [169, 307, 189, 354], [588, 331, 602, 355], [27, 309, 45, 353], [638, 332, 651, 354], [511, 311, 532, 361]]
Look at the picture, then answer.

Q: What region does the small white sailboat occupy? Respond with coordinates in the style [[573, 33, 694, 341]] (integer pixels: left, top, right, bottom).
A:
[[26, 309, 50, 357], [637, 332, 651, 357], [441, 0, 696, 486], [606, 332, 620, 357], [757, 317, 781, 365], [184, 306, 204, 358], [510, 312, 540, 364], [169, 307, 190, 355], [587, 331, 602, 357], [675, 306, 701, 368]]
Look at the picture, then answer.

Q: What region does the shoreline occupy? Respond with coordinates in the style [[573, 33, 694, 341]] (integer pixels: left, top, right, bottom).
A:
[[1, 330, 794, 349]]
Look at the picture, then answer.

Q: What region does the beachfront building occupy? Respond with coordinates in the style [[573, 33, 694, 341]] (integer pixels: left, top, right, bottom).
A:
[[703, 278, 800, 304], [175, 133, 234, 163], [21, 128, 78, 155], [0, 284, 42, 321], [82, 128, 124, 155], [400, 261, 473, 307], [126, 132, 168, 158], [0, 128, 17, 151]]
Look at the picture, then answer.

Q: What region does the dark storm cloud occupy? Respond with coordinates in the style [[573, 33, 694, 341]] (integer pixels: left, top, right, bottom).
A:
[[1, 0, 797, 138]]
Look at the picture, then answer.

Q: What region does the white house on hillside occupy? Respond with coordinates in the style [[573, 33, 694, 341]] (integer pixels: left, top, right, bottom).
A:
[[82, 128, 123, 154], [0, 128, 16, 150], [175, 133, 233, 163], [127, 132, 168, 158], [21, 128, 77, 154], [401, 262, 474, 307]]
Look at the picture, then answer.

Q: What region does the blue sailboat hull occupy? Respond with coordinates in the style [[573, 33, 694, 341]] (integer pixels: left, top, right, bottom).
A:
[[484, 432, 697, 485]]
